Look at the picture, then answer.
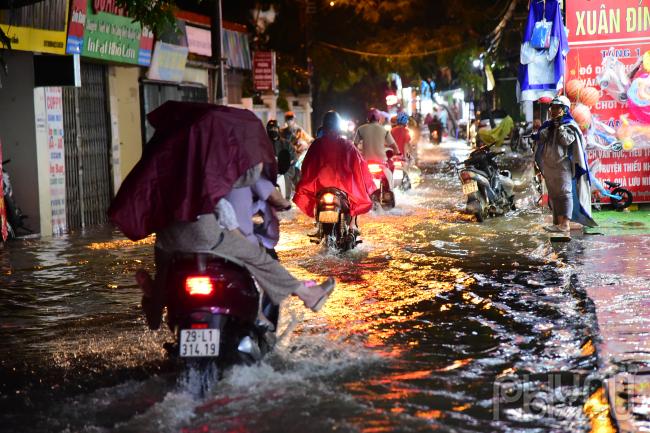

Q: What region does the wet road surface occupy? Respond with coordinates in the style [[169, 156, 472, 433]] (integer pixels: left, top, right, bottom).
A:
[[0, 141, 616, 432]]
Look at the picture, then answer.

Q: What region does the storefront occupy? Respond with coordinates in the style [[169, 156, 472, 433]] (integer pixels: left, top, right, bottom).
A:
[[566, 0, 650, 203], [0, 0, 71, 236], [64, 0, 154, 229]]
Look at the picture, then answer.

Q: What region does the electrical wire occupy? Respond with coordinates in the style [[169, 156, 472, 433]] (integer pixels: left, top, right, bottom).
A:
[[317, 41, 467, 58]]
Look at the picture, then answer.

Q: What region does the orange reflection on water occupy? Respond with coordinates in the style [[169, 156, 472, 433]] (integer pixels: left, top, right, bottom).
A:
[[415, 409, 443, 420], [583, 387, 615, 433], [87, 235, 155, 250], [435, 358, 473, 372]]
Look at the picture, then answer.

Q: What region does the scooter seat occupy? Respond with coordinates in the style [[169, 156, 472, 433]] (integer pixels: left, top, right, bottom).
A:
[[604, 180, 620, 188]]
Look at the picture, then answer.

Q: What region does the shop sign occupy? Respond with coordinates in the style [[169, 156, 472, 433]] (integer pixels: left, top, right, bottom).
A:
[[0, 0, 69, 55], [44, 88, 67, 235], [253, 51, 275, 91], [186, 25, 211, 57], [0, 138, 7, 242], [66, 0, 154, 66], [147, 41, 189, 82], [566, 0, 650, 203]]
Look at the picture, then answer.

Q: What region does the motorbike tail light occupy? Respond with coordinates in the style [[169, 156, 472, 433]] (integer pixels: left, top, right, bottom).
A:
[[460, 171, 472, 182], [322, 192, 336, 204], [185, 276, 215, 296], [368, 164, 383, 175]]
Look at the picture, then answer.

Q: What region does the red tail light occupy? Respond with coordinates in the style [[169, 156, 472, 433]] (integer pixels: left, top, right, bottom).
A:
[[322, 192, 335, 204], [185, 276, 215, 296], [368, 164, 383, 175], [460, 171, 472, 182]]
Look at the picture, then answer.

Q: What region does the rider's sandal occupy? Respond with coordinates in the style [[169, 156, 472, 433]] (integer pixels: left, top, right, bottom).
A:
[[304, 277, 336, 312]]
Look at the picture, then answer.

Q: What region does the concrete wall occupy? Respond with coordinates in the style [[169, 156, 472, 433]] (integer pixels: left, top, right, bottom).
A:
[[107, 66, 142, 192], [0, 51, 40, 233]]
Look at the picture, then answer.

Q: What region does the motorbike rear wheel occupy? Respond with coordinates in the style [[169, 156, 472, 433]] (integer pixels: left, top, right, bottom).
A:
[[471, 192, 488, 222], [610, 187, 633, 210]]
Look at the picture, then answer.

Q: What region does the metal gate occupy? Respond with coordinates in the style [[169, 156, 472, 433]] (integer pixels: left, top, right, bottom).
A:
[[141, 81, 208, 142], [62, 63, 112, 230]]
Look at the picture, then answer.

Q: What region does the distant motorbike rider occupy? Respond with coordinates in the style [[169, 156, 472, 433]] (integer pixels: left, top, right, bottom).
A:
[[267, 119, 297, 199], [353, 108, 399, 191], [391, 112, 413, 164], [294, 111, 376, 233], [534, 95, 597, 234], [281, 111, 312, 160]]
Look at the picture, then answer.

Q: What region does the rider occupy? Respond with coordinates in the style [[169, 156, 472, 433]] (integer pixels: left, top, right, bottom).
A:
[[391, 112, 412, 162], [281, 111, 312, 159], [293, 111, 376, 233], [353, 108, 399, 190], [267, 119, 297, 199]]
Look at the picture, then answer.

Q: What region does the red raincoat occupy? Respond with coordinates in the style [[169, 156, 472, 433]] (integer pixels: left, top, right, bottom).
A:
[[293, 133, 376, 217], [108, 101, 277, 241]]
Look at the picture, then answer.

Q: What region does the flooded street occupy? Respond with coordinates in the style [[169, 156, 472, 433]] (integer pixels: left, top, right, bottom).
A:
[[0, 141, 621, 433]]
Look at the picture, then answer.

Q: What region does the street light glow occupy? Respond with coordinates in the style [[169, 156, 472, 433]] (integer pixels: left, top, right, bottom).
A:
[[329, 1, 335, 6]]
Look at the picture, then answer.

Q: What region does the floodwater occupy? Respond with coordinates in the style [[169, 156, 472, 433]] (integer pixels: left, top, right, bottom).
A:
[[0, 141, 615, 433]]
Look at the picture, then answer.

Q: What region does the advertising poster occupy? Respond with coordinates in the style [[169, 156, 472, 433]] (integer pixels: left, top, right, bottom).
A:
[[44, 88, 67, 235], [253, 51, 275, 91], [0, 0, 69, 54], [0, 139, 7, 242], [66, 0, 154, 66], [566, 0, 650, 202], [147, 41, 189, 82]]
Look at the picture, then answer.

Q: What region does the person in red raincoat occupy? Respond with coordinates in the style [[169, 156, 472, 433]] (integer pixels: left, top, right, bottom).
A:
[[293, 111, 376, 232]]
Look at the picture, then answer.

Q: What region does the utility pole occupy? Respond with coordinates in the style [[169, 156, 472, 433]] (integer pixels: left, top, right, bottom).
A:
[[211, 0, 227, 104]]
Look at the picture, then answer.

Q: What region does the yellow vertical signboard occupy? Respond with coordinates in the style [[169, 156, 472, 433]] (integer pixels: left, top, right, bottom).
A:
[[0, 0, 70, 54]]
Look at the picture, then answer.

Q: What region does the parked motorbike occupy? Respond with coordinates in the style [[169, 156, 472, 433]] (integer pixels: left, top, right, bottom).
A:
[[367, 160, 396, 210], [1, 159, 32, 239], [386, 149, 411, 191], [510, 122, 534, 154], [309, 187, 360, 251], [162, 252, 276, 369], [459, 143, 515, 222]]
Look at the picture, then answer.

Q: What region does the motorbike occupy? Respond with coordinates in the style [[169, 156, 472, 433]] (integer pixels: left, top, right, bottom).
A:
[[1, 159, 32, 239], [367, 159, 396, 210], [509, 122, 534, 154], [162, 252, 276, 369], [458, 143, 515, 222], [386, 149, 411, 191], [309, 187, 360, 251]]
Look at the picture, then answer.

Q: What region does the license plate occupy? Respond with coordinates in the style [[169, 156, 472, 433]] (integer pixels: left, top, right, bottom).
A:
[[373, 178, 381, 189], [462, 180, 478, 195], [179, 329, 220, 357]]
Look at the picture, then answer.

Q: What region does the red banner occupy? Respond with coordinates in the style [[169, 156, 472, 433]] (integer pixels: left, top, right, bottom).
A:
[[566, 0, 650, 202], [0, 139, 8, 241]]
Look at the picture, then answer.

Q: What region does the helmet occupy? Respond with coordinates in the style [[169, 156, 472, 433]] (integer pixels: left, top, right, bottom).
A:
[[367, 108, 380, 122], [551, 95, 571, 108], [396, 112, 409, 126], [285, 111, 295, 120], [266, 119, 279, 132], [322, 110, 342, 132]]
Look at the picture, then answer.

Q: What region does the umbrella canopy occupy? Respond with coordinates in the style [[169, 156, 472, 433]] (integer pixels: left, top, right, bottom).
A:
[[108, 101, 277, 241]]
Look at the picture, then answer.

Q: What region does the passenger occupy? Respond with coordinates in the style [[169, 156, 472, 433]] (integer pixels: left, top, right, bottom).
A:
[[108, 102, 335, 331], [137, 165, 335, 330]]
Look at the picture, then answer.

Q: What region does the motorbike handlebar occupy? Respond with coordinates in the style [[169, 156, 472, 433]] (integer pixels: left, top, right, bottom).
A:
[[2, 159, 10, 165]]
